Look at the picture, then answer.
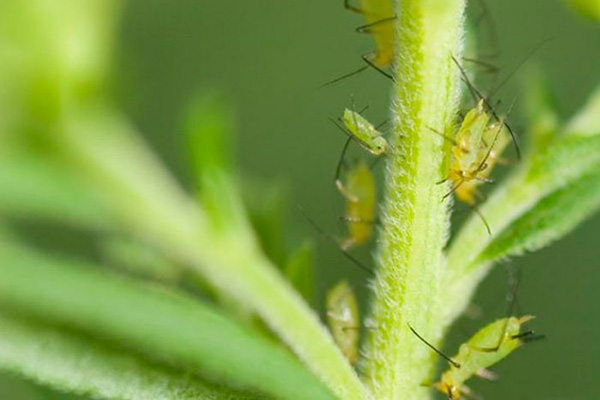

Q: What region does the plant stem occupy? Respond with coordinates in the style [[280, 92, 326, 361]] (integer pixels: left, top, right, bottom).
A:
[[61, 109, 367, 400], [365, 1, 465, 398]]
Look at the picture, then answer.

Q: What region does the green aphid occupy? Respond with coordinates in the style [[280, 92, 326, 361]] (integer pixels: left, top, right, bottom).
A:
[[326, 281, 360, 365], [434, 315, 536, 399], [341, 108, 388, 156]]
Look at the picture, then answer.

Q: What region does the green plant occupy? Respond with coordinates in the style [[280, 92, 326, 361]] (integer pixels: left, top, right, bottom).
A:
[[0, 0, 599, 399]]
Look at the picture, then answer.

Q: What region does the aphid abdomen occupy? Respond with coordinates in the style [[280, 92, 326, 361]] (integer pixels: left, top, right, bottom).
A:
[[342, 109, 387, 155], [358, 0, 395, 68], [326, 281, 360, 364], [343, 160, 376, 249]]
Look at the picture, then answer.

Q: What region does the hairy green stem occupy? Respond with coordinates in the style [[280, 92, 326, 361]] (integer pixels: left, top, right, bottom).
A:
[[365, 1, 465, 398]]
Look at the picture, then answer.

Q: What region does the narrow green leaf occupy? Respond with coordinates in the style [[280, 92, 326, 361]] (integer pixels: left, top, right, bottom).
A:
[[284, 241, 316, 305], [184, 93, 234, 186], [0, 240, 335, 400], [481, 167, 600, 261], [243, 179, 288, 266], [0, 313, 257, 400], [0, 154, 109, 229]]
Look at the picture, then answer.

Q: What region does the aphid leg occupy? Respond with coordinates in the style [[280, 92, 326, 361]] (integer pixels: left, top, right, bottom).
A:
[[443, 178, 465, 201], [343, 0, 364, 15], [408, 324, 461, 368], [339, 216, 377, 224], [475, 368, 499, 381], [462, 57, 499, 75], [362, 53, 395, 81], [298, 205, 374, 276], [460, 385, 482, 400], [334, 137, 359, 200], [471, 203, 492, 236], [355, 16, 397, 34], [427, 125, 461, 148]]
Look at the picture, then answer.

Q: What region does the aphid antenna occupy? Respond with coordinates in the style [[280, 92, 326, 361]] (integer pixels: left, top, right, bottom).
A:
[[355, 16, 397, 34], [443, 178, 465, 201], [474, 94, 521, 177], [320, 65, 370, 88], [451, 55, 522, 159], [473, 264, 525, 353], [472, 0, 500, 60], [487, 37, 555, 100], [297, 205, 374, 276], [408, 324, 461, 369]]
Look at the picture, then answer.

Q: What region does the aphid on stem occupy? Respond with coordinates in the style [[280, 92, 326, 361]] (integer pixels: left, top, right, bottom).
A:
[[297, 205, 374, 275], [326, 281, 360, 364], [409, 268, 544, 399]]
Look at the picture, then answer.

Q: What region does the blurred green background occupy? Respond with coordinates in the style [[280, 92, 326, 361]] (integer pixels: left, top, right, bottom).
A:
[[1, 0, 599, 399]]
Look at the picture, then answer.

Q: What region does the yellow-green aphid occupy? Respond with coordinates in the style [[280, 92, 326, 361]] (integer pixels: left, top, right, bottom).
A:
[[355, 0, 395, 69], [341, 108, 388, 156], [326, 281, 360, 364], [337, 159, 376, 250], [448, 100, 510, 205], [435, 316, 535, 399]]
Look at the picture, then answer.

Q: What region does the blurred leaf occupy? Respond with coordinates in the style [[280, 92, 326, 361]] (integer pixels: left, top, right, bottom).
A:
[[481, 167, 600, 261], [0, 154, 110, 229], [0, 313, 258, 400], [522, 67, 559, 152], [565, 0, 600, 20], [564, 84, 600, 136], [284, 241, 316, 305], [98, 235, 181, 282], [0, 239, 335, 400], [243, 179, 289, 265], [185, 93, 234, 187]]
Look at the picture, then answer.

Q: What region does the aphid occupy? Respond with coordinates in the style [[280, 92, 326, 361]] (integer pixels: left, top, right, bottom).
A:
[[297, 205, 374, 275], [337, 159, 377, 250], [410, 268, 544, 399], [323, 0, 396, 85], [446, 99, 511, 207], [341, 108, 388, 156], [331, 107, 388, 188], [326, 280, 360, 364], [410, 316, 538, 399]]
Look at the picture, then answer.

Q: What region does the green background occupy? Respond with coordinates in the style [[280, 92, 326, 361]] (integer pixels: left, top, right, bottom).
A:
[[2, 0, 599, 399]]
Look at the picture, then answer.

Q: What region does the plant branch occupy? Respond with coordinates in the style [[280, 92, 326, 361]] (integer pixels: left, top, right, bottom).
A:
[[364, 0, 465, 398]]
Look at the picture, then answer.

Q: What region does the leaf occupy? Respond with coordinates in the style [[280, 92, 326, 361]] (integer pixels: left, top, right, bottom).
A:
[[0, 239, 335, 400], [522, 67, 559, 152], [480, 167, 600, 261], [242, 179, 289, 266], [0, 154, 110, 229], [0, 313, 258, 400], [184, 93, 234, 187]]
